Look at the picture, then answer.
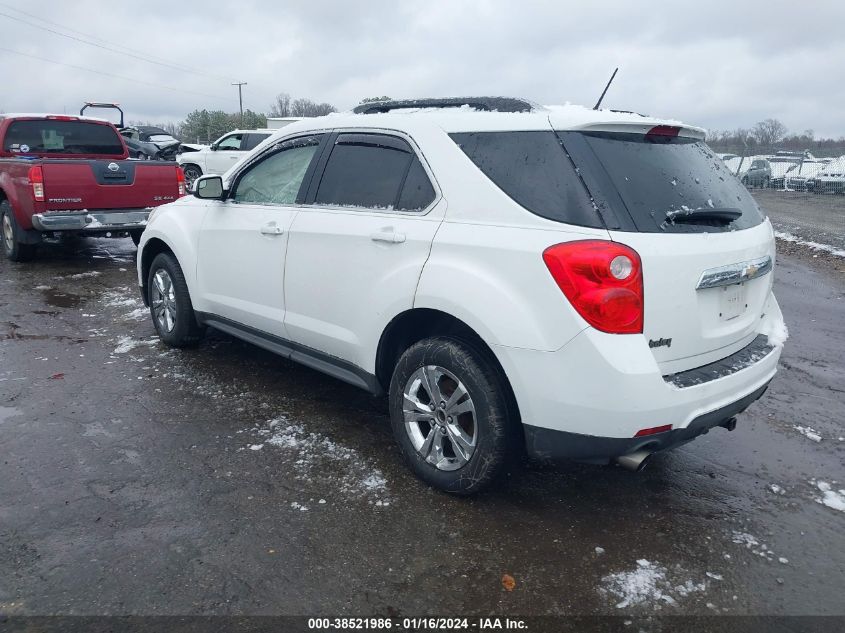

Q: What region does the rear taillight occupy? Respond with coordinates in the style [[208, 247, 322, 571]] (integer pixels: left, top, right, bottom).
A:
[[176, 166, 186, 196], [28, 165, 44, 201], [542, 240, 644, 334], [634, 424, 673, 437]]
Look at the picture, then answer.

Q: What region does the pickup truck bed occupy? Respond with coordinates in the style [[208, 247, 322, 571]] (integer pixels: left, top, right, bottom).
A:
[[0, 114, 186, 261]]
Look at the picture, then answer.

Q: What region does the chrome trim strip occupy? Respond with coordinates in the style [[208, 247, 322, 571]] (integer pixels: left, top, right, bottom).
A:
[[696, 255, 772, 290]]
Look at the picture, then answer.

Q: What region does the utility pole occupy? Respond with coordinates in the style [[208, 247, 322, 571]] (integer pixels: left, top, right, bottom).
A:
[[232, 81, 247, 126]]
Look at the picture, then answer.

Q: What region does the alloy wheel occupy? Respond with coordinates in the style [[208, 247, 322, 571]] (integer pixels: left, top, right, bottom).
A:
[[402, 365, 478, 471], [151, 269, 177, 333]]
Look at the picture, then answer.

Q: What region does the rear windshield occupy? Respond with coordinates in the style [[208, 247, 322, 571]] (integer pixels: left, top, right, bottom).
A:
[[3, 120, 125, 155], [561, 131, 765, 233], [449, 131, 602, 228]]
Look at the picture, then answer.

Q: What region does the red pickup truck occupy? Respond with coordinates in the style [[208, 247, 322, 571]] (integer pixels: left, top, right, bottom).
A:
[[0, 114, 186, 261]]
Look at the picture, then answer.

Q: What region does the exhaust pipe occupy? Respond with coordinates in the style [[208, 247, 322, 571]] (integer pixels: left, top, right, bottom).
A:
[[615, 450, 653, 472], [721, 417, 738, 432]]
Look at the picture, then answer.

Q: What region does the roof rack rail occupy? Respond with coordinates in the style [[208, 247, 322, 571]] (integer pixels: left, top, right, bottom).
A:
[[353, 97, 535, 115]]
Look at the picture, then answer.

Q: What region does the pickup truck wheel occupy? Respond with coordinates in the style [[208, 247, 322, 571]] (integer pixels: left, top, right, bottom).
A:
[[181, 164, 202, 188], [389, 337, 514, 495], [147, 252, 205, 347], [1, 201, 37, 262]]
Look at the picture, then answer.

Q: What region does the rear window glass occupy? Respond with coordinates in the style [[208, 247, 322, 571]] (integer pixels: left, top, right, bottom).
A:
[[3, 120, 124, 155], [315, 137, 413, 209], [562, 131, 765, 233], [449, 131, 602, 228], [396, 157, 436, 211]]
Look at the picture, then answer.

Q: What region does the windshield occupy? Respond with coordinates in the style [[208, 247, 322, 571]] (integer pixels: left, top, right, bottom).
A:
[[560, 131, 766, 233], [4, 120, 125, 155]]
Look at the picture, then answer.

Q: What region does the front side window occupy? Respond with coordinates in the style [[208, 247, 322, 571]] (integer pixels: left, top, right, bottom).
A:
[[233, 139, 320, 205], [4, 120, 124, 155], [216, 134, 243, 151], [315, 134, 426, 210]]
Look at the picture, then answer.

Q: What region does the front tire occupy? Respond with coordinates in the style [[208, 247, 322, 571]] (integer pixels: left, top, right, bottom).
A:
[[1, 200, 37, 262], [388, 337, 516, 495], [146, 252, 205, 347]]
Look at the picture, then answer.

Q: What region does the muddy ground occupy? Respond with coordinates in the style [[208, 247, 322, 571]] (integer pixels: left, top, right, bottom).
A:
[[0, 229, 843, 619]]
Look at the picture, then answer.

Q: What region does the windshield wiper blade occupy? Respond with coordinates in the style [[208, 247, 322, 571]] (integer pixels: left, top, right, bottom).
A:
[[666, 207, 742, 224]]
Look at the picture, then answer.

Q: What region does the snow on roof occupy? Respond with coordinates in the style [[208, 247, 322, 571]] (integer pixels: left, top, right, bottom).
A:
[[260, 101, 705, 139]]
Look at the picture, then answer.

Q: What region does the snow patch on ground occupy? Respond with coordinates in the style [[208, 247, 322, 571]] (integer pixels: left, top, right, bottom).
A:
[[599, 559, 708, 609], [769, 484, 785, 495], [813, 481, 845, 513], [253, 417, 391, 504], [101, 290, 147, 321], [113, 336, 158, 354], [794, 425, 822, 442], [68, 271, 102, 279], [775, 231, 845, 258], [34, 285, 52, 291], [731, 531, 782, 561]]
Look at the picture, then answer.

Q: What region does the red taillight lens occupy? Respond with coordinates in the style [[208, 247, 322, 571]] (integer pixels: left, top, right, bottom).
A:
[[542, 240, 644, 334], [28, 165, 45, 201], [646, 125, 680, 138], [176, 166, 186, 196]]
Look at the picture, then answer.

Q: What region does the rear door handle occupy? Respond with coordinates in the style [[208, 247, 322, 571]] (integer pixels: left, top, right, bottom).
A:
[[370, 228, 406, 244], [260, 223, 284, 235]]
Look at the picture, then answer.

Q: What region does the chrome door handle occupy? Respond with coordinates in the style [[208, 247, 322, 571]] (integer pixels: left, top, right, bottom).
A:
[[370, 229, 406, 244], [260, 223, 284, 235]]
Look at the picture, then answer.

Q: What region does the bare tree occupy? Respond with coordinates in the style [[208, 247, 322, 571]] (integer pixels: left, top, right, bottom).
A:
[[290, 98, 336, 117], [269, 93, 292, 117], [752, 118, 787, 147]]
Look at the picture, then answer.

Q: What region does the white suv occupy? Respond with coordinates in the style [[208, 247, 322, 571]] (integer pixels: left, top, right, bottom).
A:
[[176, 129, 273, 186], [138, 97, 785, 495]]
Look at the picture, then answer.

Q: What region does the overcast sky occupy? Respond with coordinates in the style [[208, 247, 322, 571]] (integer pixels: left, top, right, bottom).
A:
[[1, 0, 842, 138]]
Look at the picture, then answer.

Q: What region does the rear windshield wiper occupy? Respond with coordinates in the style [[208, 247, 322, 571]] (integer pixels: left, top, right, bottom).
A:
[[665, 207, 742, 225]]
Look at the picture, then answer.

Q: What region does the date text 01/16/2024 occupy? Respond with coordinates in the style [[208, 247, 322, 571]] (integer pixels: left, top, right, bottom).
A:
[[307, 618, 528, 630]]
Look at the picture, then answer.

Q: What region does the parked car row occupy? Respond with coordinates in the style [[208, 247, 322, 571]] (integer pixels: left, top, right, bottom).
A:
[[721, 152, 845, 193]]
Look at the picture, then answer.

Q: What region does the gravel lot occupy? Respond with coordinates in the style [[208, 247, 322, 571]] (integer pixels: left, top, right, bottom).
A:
[[0, 233, 843, 621]]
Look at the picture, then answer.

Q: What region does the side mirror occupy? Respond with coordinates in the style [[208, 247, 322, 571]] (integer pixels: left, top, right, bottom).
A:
[[194, 175, 225, 200], [209, 143, 218, 151]]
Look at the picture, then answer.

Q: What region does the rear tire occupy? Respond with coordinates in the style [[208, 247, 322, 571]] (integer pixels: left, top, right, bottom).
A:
[[181, 164, 202, 189], [388, 336, 516, 495], [146, 252, 205, 347], [1, 200, 37, 262]]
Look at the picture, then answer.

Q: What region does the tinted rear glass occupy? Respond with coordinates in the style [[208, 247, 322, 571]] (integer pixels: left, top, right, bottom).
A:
[[4, 120, 124, 155], [562, 131, 765, 233], [315, 138, 413, 209], [450, 131, 602, 228], [396, 157, 436, 211]]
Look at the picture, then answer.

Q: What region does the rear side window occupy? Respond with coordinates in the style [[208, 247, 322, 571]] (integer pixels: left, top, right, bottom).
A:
[[243, 133, 271, 151], [3, 120, 124, 155], [315, 134, 435, 211], [449, 131, 602, 228], [562, 131, 765, 233]]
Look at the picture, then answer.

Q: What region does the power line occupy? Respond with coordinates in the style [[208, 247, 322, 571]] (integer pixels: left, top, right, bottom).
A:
[[0, 46, 228, 102], [0, 5, 242, 83]]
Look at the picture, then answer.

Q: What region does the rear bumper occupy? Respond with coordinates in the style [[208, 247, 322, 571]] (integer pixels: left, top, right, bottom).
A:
[[523, 381, 770, 463], [31, 209, 151, 232], [494, 294, 784, 462]]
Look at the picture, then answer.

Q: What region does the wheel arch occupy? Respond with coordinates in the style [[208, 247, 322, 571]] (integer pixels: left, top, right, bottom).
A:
[[139, 237, 177, 306], [375, 308, 521, 427]]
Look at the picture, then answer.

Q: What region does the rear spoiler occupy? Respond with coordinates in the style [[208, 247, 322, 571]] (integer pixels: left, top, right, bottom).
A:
[[572, 122, 707, 141]]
